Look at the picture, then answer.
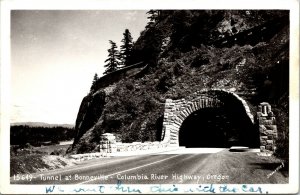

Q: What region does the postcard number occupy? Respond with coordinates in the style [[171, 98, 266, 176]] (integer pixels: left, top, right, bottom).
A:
[[13, 174, 33, 182]]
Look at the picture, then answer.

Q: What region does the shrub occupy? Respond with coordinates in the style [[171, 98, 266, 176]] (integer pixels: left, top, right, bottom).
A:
[[24, 143, 33, 149], [173, 61, 185, 76], [191, 54, 210, 67], [156, 71, 175, 92], [272, 106, 289, 161], [50, 148, 66, 156], [143, 96, 157, 113], [125, 80, 134, 90]]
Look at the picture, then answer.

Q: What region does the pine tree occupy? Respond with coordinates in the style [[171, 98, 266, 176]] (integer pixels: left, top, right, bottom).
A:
[[147, 10, 160, 22], [120, 29, 133, 66], [146, 10, 159, 28], [92, 73, 99, 86], [145, 10, 168, 29], [104, 40, 120, 74], [90, 73, 99, 93]]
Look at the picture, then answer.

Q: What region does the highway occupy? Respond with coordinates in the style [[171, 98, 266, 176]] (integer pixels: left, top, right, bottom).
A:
[[10, 148, 288, 184]]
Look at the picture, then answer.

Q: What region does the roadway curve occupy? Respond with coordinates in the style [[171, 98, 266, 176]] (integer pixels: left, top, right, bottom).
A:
[[10, 148, 288, 185]]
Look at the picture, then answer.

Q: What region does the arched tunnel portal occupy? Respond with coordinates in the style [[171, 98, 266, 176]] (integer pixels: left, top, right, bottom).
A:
[[161, 89, 260, 148]]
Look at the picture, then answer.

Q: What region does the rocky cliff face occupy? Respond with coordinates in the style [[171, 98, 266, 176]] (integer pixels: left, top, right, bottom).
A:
[[73, 91, 106, 143], [68, 10, 289, 155]]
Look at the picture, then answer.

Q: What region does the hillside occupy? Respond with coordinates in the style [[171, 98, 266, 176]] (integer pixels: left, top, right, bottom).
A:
[[67, 10, 289, 159]]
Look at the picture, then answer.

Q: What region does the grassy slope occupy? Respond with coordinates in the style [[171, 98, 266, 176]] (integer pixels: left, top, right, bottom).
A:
[[10, 144, 75, 176], [10, 154, 75, 176]]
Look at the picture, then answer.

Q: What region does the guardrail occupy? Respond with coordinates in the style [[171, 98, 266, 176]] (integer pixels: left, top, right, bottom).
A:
[[94, 62, 146, 89], [69, 132, 170, 161]]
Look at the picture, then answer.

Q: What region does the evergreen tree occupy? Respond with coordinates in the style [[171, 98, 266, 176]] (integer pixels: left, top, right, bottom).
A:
[[90, 73, 99, 92], [146, 10, 160, 28], [120, 29, 133, 66], [104, 40, 120, 74], [145, 10, 171, 29], [147, 10, 159, 21], [92, 73, 99, 85]]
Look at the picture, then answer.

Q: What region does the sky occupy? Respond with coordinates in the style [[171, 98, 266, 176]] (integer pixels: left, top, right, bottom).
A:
[[11, 10, 148, 125]]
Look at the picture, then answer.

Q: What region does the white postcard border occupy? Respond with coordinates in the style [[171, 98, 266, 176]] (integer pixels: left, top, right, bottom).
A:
[[0, 0, 299, 194]]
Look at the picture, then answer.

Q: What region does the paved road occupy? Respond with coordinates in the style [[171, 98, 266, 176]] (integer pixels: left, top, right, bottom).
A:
[[10, 148, 288, 185]]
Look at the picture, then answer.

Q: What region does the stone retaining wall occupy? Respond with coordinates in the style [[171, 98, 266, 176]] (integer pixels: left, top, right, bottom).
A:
[[99, 133, 117, 153], [70, 133, 169, 161], [98, 133, 167, 153], [114, 141, 168, 152], [70, 153, 104, 161]]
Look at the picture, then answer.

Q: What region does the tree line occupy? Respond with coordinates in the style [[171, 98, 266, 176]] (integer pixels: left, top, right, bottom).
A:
[[90, 10, 164, 92], [104, 29, 134, 74], [10, 125, 75, 146], [90, 29, 133, 92]]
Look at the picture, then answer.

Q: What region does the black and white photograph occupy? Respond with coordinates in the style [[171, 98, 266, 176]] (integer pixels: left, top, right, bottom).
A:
[[0, 0, 299, 194]]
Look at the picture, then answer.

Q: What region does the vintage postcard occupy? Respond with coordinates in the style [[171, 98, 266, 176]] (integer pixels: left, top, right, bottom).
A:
[[0, 0, 299, 194]]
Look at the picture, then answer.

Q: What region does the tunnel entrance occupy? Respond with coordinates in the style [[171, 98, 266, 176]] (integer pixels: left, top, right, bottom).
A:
[[179, 107, 260, 148], [162, 90, 261, 148]]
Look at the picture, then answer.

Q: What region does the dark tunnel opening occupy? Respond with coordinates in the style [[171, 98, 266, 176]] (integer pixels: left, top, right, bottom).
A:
[[179, 106, 260, 148]]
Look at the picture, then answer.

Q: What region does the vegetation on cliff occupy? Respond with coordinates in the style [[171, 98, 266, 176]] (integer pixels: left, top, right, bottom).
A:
[[68, 10, 289, 160]]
